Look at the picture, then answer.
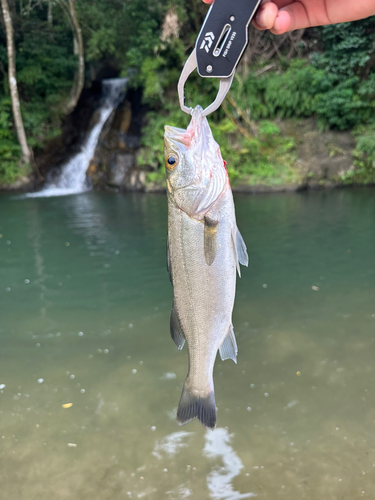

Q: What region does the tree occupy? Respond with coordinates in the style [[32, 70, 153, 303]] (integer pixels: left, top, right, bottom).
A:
[[1, 0, 32, 164], [57, 0, 84, 113], [47, 0, 53, 26]]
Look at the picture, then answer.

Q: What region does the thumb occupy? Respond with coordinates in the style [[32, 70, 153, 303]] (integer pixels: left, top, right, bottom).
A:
[[271, 4, 311, 34]]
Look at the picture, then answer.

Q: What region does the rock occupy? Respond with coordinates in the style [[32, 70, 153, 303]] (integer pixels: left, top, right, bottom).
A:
[[87, 156, 99, 175], [283, 118, 356, 185], [0, 173, 36, 192], [119, 105, 132, 134], [107, 153, 135, 186], [124, 168, 146, 191], [119, 134, 140, 150], [102, 103, 135, 150]]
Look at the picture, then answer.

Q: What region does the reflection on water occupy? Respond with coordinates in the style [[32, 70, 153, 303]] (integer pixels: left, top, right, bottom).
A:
[[204, 429, 256, 500], [153, 431, 193, 460], [0, 189, 375, 499]]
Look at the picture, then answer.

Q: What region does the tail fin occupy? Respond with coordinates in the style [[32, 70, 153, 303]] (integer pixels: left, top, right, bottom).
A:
[[177, 383, 216, 429]]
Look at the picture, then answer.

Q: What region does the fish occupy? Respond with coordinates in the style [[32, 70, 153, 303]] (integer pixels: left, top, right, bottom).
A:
[[164, 105, 248, 429]]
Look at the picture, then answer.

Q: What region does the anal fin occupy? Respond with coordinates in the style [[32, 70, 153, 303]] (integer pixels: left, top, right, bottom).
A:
[[219, 324, 238, 363], [170, 305, 185, 350]]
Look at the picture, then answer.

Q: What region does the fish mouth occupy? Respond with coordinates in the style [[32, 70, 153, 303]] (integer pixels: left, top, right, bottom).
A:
[[164, 125, 187, 137], [164, 123, 198, 148], [164, 106, 206, 148], [164, 125, 190, 146]]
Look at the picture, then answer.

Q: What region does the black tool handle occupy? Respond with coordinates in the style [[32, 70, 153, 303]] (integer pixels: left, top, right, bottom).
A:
[[196, 0, 261, 78]]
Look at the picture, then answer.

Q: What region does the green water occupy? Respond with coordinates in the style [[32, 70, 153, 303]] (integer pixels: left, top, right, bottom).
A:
[[0, 189, 374, 499]]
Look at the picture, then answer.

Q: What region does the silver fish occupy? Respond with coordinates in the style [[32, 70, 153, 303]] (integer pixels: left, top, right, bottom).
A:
[[164, 106, 248, 429]]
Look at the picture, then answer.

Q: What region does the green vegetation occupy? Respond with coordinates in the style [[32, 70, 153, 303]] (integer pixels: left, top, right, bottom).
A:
[[137, 13, 375, 187], [0, 97, 21, 183], [347, 124, 375, 184], [0, 0, 375, 188]]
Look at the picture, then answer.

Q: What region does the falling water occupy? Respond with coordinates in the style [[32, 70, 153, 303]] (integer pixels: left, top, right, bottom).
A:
[[28, 78, 128, 198]]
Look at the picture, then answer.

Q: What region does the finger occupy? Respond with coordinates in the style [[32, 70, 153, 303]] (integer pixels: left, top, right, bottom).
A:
[[270, 10, 292, 34], [267, 0, 295, 8], [202, 0, 213, 4], [253, 2, 278, 30], [271, 3, 311, 34]]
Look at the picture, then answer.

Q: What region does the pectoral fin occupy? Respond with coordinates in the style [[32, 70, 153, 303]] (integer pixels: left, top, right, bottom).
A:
[[170, 305, 185, 350], [231, 226, 249, 277], [219, 324, 238, 363], [204, 216, 219, 266]]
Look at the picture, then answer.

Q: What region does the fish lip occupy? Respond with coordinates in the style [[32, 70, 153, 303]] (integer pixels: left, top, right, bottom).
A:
[[164, 125, 186, 135], [164, 125, 192, 147], [164, 125, 186, 141]]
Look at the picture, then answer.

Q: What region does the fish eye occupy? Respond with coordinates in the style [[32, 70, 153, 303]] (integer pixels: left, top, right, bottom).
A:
[[165, 153, 178, 171]]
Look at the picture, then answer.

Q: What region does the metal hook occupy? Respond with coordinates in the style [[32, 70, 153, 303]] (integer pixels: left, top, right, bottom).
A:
[[177, 50, 234, 118]]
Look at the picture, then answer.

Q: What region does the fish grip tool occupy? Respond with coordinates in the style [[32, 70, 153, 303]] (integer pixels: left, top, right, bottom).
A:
[[178, 0, 262, 117]]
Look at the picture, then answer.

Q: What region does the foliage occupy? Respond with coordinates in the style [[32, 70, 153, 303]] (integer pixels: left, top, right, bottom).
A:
[[310, 19, 375, 130], [138, 18, 375, 187], [312, 19, 375, 77], [214, 119, 298, 186], [144, 17, 375, 133], [76, 0, 130, 63], [0, 141, 22, 185], [342, 125, 375, 184], [0, 0, 375, 187], [230, 60, 317, 120], [139, 98, 299, 187], [312, 75, 375, 130], [227, 56, 375, 130], [0, 98, 21, 184], [0, 0, 77, 183]]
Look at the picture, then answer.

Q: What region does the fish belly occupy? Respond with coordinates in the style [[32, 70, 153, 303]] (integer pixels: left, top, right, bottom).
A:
[[168, 189, 237, 395]]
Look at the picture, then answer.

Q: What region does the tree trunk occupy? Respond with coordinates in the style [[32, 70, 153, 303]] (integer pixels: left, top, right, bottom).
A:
[[47, 0, 53, 25], [1, 0, 32, 165], [64, 0, 84, 114]]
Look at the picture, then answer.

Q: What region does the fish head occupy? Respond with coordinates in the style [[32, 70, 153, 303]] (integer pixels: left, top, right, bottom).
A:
[[164, 106, 227, 218]]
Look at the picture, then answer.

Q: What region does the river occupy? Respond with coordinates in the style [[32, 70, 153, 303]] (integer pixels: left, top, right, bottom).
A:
[[0, 189, 374, 499]]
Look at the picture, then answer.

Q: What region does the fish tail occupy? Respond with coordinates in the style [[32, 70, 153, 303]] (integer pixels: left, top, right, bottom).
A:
[[176, 382, 216, 430]]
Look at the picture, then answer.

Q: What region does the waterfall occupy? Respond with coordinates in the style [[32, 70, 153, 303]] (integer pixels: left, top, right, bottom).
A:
[[28, 78, 128, 198]]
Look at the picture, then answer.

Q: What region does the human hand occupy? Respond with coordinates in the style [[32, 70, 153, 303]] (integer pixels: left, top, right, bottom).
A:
[[202, 0, 375, 35]]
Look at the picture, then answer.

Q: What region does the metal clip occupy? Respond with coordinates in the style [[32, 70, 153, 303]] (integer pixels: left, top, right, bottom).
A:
[[177, 50, 234, 117]]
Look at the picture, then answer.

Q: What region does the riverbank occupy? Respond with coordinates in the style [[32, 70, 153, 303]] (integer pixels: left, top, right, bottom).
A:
[[141, 117, 364, 195], [2, 8, 375, 197], [0, 114, 374, 195]]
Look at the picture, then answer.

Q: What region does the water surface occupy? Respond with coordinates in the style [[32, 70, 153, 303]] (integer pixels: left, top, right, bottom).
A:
[[0, 189, 374, 499]]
